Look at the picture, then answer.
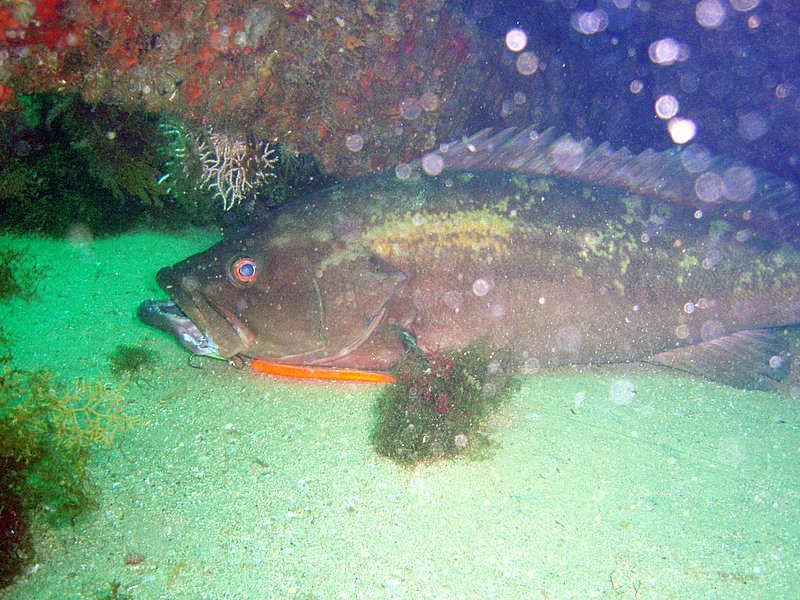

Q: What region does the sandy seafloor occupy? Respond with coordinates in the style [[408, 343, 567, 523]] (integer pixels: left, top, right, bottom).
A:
[[1, 230, 798, 600]]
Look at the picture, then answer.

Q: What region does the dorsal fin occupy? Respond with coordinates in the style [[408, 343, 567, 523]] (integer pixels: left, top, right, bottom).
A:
[[418, 126, 800, 246]]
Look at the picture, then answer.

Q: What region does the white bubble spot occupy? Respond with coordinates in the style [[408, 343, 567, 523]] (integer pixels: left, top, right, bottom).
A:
[[395, 163, 412, 180], [516, 52, 539, 76], [696, 0, 726, 29], [472, 278, 491, 297], [649, 38, 689, 66], [505, 28, 528, 52], [668, 117, 697, 144], [345, 134, 364, 152], [421, 154, 444, 176], [655, 95, 679, 119], [769, 355, 784, 370], [610, 379, 637, 405]]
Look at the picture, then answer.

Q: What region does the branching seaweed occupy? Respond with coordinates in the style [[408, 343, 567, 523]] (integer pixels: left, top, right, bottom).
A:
[[0, 332, 133, 586], [0, 365, 132, 517]]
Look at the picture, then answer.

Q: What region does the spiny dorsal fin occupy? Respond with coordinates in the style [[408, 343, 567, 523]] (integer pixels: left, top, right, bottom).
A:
[[648, 328, 791, 391], [419, 126, 800, 246]]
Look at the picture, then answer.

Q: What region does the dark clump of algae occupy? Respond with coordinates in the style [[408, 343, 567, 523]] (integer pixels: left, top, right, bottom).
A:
[[371, 340, 520, 465], [0, 250, 134, 588], [108, 343, 159, 383], [0, 248, 39, 302]]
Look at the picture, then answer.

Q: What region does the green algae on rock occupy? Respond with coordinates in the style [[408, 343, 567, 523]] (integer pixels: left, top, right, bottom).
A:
[[371, 341, 519, 466], [0, 333, 133, 586]]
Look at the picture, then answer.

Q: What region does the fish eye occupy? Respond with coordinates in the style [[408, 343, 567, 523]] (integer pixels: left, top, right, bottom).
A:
[[228, 257, 258, 286]]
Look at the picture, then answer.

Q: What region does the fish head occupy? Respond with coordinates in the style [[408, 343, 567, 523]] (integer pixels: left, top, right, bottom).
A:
[[142, 228, 408, 365]]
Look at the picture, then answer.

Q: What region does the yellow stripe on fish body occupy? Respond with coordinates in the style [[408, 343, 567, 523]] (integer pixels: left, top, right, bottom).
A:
[[365, 206, 517, 263]]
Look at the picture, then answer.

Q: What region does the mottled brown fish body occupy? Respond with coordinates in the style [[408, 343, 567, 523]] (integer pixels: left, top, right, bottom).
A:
[[145, 128, 800, 388]]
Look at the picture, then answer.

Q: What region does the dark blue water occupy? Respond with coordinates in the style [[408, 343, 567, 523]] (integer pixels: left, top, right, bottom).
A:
[[466, 0, 799, 183]]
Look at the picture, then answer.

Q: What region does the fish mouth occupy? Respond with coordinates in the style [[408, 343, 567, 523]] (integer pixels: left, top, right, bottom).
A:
[[137, 267, 249, 358], [137, 299, 222, 357]]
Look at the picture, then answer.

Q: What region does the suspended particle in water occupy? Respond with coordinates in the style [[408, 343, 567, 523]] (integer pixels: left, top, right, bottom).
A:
[[400, 98, 422, 120], [649, 38, 688, 66], [523, 357, 541, 374], [442, 290, 463, 312], [674, 324, 690, 339], [722, 166, 756, 201], [730, 0, 761, 11], [500, 98, 514, 119], [556, 326, 582, 353], [694, 171, 723, 203], [395, 163, 412, 180], [680, 144, 711, 172], [419, 92, 439, 112], [571, 10, 608, 35], [696, 0, 726, 29], [737, 111, 768, 141], [702, 250, 721, 270], [610, 379, 637, 405], [13, 139, 31, 156], [655, 95, 679, 119], [472, 278, 491, 297], [421, 153, 444, 176], [345, 134, 364, 152], [233, 30, 248, 47], [701, 320, 725, 341], [516, 52, 539, 76], [769, 355, 784, 370], [505, 28, 527, 52], [668, 117, 696, 144], [775, 83, 791, 99], [550, 138, 585, 172]]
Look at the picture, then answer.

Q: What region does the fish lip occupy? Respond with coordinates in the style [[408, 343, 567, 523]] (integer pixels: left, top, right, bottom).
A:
[[154, 267, 246, 358]]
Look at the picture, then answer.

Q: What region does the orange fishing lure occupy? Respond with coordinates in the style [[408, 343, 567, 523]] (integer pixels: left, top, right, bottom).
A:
[[250, 360, 396, 383]]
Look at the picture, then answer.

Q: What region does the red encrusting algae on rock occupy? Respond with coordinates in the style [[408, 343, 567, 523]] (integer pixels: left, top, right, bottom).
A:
[[0, 0, 487, 175]]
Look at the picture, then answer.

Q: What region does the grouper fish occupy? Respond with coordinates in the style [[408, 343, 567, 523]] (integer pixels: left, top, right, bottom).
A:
[[138, 127, 800, 390]]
